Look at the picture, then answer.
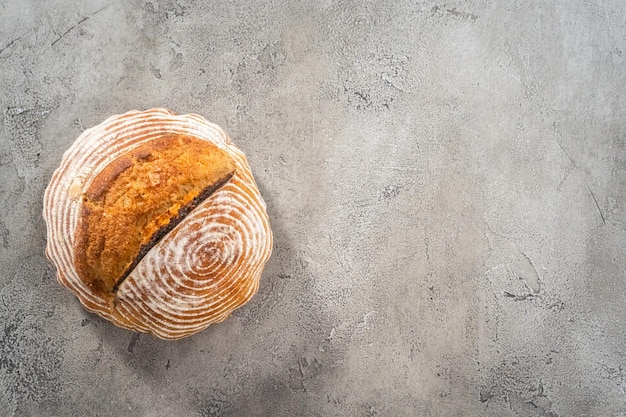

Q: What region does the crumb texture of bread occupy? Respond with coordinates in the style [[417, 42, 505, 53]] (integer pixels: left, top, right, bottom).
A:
[[73, 133, 236, 298]]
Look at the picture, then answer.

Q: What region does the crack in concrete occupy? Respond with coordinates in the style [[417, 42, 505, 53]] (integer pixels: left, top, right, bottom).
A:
[[51, 4, 112, 47], [553, 137, 606, 225], [0, 37, 20, 57]]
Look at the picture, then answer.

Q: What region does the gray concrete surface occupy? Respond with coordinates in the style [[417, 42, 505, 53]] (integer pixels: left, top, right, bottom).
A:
[[1, 1, 625, 416]]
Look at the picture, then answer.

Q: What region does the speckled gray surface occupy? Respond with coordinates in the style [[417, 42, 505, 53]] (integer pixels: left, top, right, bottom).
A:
[[1, 1, 626, 416]]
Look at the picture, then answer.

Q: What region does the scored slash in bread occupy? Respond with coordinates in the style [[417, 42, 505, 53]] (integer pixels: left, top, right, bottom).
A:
[[43, 109, 273, 340]]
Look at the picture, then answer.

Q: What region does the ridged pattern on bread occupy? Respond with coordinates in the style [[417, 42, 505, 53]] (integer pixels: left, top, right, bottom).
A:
[[43, 109, 273, 339]]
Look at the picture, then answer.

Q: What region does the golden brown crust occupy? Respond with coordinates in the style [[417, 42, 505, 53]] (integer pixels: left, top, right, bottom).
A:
[[73, 133, 236, 300]]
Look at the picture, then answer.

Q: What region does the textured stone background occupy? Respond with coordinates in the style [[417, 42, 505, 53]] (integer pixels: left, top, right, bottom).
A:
[[1, 1, 626, 416]]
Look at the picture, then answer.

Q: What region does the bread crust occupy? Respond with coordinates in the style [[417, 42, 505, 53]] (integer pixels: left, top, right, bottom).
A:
[[73, 133, 236, 300], [43, 109, 273, 339]]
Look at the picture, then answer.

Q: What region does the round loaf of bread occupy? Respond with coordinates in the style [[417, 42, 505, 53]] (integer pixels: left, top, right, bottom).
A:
[[43, 109, 273, 340]]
